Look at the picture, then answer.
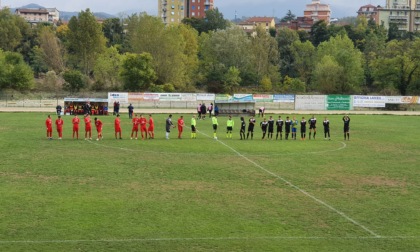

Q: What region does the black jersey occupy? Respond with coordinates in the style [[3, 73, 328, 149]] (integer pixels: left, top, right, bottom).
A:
[[343, 117, 350, 129], [260, 121, 268, 131], [285, 120, 292, 132], [309, 118, 317, 129], [268, 119, 274, 130], [241, 120, 246, 131], [276, 119, 283, 132], [248, 118, 256, 130], [300, 120, 307, 132], [323, 120, 330, 130]]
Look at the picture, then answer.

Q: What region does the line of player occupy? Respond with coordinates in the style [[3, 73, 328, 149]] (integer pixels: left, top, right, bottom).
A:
[[45, 114, 351, 141]]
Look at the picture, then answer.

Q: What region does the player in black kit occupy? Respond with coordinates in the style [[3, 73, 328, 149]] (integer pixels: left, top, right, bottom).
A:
[[285, 116, 291, 140], [240, 117, 246, 140], [300, 117, 307, 140], [267, 116, 275, 139], [276, 116, 284, 140], [323, 117, 330, 140], [343, 115, 350, 140], [309, 115, 317, 140], [247, 116, 256, 139], [260, 118, 268, 140]]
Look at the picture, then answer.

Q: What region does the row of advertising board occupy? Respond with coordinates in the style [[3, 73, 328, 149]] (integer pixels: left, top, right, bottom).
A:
[[107, 93, 420, 110]]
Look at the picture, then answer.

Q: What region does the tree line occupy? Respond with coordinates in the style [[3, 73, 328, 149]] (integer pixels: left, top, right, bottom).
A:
[[0, 7, 419, 95]]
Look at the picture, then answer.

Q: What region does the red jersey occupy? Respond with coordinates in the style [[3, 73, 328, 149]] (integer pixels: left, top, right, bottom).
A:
[[148, 117, 154, 131], [46, 118, 52, 129], [55, 119, 64, 130], [132, 118, 139, 129], [84, 117, 92, 129], [72, 117, 80, 128], [95, 120, 103, 130], [178, 119, 184, 129], [115, 117, 121, 131], [139, 118, 147, 128]]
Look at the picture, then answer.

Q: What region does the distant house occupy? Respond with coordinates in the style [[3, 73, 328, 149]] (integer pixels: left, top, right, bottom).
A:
[[46, 8, 60, 23], [238, 17, 276, 34], [15, 8, 50, 24], [357, 4, 379, 24], [278, 17, 314, 32], [304, 0, 331, 25]]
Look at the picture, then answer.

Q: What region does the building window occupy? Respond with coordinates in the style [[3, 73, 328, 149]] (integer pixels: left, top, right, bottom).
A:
[[192, 6, 195, 10]]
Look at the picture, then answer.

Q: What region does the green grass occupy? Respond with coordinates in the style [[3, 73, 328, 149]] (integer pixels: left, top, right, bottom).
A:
[[0, 112, 419, 251]]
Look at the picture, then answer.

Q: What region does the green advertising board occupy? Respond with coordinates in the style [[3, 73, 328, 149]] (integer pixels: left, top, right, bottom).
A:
[[326, 95, 351, 110]]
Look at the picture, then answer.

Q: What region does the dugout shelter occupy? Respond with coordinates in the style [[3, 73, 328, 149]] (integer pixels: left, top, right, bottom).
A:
[[215, 101, 256, 116], [64, 98, 109, 115]]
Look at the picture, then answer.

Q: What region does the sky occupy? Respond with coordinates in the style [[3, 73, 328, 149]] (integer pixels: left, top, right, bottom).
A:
[[2, 0, 386, 19]]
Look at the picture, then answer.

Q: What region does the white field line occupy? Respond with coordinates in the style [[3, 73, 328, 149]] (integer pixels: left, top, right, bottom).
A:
[[198, 131, 380, 238], [0, 236, 419, 244]]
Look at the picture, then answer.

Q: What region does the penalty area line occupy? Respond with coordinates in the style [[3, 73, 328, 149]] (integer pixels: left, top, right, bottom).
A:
[[0, 236, 418, 244], [198, 131, 380, 238]]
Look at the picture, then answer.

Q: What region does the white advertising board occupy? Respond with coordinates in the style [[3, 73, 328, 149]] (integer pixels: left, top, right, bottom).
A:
[[108, 92, 128, 103], [386, 96, 420, 104], [353, 96, 386, 108], [295, 95, 325, 110], [196, 93, 215, 101]]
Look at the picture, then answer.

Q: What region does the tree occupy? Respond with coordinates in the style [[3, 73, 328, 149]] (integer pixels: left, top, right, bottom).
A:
[[102, 18, 124, 47], [316, 34, 364, 93], [282, 76, 306, 93], [277, 27, 299, 79], [30, 46, 49, 76], [250, 26, 280, 86], [38, 26, 66, 73], [223, 66, 241, 94], [280, 10, 296, 22], [260, 75, 272, 92], [202, 8, 229, 33], [67, 9, 106, 75], [291, 40, 315, 89], [0, 8, 28, 51], [93, 46, 123, 90], [199, 27, 252, 89], [0, 50, 34, 91], [126, 14, 194, 90], [63, 70, 85, 93], [372, 39, 420, 95], [362, 30, 387, 92], [310, 20, 330, 47], [44, 70, 61, 92], [120, 53, 156, 91], [312, 56, 344, 94]]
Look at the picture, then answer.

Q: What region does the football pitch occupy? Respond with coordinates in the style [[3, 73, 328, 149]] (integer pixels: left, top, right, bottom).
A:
[[0, 112, 419, 251]]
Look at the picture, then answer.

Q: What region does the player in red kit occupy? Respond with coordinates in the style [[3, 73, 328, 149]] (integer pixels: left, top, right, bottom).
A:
[[131, 114, 139, 140], [177, 116, 185, 139], [84, 114, 92, 140], [148, 114, 155, 139], [72, 115, 80, 139], [55, 115, 64, 140], [114, 114, 122, 139], [46, 115, 53, 140], [94, 117, 103, 141], [139, 114, 147, 140]]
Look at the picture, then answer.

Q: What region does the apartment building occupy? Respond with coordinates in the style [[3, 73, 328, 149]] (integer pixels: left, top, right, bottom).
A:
[[158, 0, 185, 25], [378, 0, 420, 32], [357, 4, 380, 24], [185, 0, 214, 18], [15, 8, 50, 24], [304, 0, 331, 25]]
